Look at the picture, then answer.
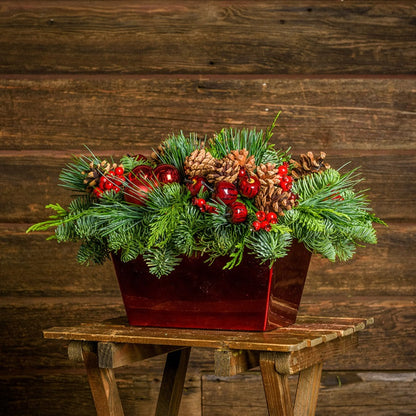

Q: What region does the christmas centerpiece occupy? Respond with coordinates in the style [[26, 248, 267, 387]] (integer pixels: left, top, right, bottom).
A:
[[28, 115, 383, 331]]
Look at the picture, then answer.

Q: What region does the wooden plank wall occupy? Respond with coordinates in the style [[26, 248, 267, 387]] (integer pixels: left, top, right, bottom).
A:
[[1, 1, 415, 414]]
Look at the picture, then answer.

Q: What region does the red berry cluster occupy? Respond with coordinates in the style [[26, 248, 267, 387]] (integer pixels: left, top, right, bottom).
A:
[[252, 211, 278, 232], [93, 166, 125, 199], [277, 162, 293, 192], [192, 197, 217, 214]]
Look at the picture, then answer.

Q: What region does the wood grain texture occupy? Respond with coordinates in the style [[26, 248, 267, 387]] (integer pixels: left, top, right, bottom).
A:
[[0, 370, 202, 416], [0, 1, 415, 74], [155, 348, 191, 416], [0, 297, 414, 371], [293, 363, 323, 416], [202, 371, 416, 416], [81, 342, 125, 416], [1, 223, 413, 297], [43, 316, 369, 353], [1, 77, 415, 151], [260, 352, 293, 416]]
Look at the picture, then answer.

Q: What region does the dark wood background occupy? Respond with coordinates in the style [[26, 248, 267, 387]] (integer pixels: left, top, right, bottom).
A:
[[1, 1, 415, 414]]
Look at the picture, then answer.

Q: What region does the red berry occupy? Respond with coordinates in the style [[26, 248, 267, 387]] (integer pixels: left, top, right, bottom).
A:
[[260, 220, 269, 229], [264, 224, 272, 232], [238, 168, 247, 178], [206, 204, 218, 214], [239, 175, 261, 198], [104, 181, 113, 190], [229, 202, 248, 223], [99, 176, 108, 190], [278, 165, 288, 176], [113, 186, 120, 193], [93, 187, 104, 198], [154, 164, 181, 184], [214, 181, 238, 205], [196, 198, 206, 208], [280, 180, 292, 192], [252, 220, 261, 231], [256, 211, 266, 222], [115, 166, 124, 176], [266, 212, 278, 223]]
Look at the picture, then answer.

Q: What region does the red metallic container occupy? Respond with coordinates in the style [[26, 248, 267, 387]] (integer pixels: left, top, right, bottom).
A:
[[112, 240, 311, 331]]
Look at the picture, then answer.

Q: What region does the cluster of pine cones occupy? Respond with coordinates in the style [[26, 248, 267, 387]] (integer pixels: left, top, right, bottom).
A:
[[182, 147, 330, 216]]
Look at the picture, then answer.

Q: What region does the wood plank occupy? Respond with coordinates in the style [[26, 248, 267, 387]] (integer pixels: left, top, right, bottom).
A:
[[0, 296, 414, 371], [293, 362, 323, 416], [274, 334, 359, 375], [0, 369, 202, 416], [155, 348, 191, 416], [0, 77, 414, 151], [1, 1, 414, 74], [2, 223, 414, 297], [260, 351, 294, 416], [202, 371, 416, 416], [97, 342, 183, 369], [214, 349, 260, 377], [80, 341, 125, 416]]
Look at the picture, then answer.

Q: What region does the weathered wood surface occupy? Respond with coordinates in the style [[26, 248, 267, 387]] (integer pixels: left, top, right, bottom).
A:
[[1, 1, 415, 75], [43, 316, 371, 352], [293, 362, 323, 416], [2, 296, 413, 371], [1, 370, 413, 416], [97, 342, 183, 369], [155, 348, 191, 416], [2, 223, 413, 297], [0, 369, 202, 416], [80, 341, 125, 416], [202, 371, 416, 416], [260, 352, 293, 415], [1, 77, 414, 151]]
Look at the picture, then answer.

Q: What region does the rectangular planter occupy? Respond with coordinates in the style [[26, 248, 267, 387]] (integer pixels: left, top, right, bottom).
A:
[[112, 240, 312, 331]]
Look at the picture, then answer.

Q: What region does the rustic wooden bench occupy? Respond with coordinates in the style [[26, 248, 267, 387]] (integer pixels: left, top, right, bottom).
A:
[[43, 316, 373, 416]]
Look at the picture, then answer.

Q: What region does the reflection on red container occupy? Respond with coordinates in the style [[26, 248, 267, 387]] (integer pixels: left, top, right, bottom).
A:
[[112, 240, 312, 331]]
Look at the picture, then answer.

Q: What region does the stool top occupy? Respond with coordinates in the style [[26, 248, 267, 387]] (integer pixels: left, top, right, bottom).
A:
[[43, 315, 373, 352]]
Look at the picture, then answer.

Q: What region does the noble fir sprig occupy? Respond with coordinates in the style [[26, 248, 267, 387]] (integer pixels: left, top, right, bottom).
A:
[[27, 115, 384, 277]]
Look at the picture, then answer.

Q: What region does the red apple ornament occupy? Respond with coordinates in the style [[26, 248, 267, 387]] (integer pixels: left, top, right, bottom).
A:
[[239, 175, 260, 198], [187, 176, 207, 196], [124, 176, 157, 206], [129, 165, 154, 182], [229, 201, 248, 223], [154, 164, 180, 184], [214, 181, 238, 205]]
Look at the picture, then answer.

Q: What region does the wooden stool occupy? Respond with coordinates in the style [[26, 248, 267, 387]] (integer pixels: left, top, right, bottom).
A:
[[44, 316, 373, 416]]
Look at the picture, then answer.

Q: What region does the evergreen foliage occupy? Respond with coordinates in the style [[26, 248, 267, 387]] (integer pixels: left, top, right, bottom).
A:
[[27, 116, 384, 278]]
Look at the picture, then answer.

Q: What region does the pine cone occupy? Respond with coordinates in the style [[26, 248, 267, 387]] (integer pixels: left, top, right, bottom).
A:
[[206, 158, 240, 184], [151, 144, 165, 162], [226, 149, 256, 174], [290, 151, 330, 179], [256, 163, 281, 186], [255, 183, 295, 216], [184, 149, 215, 178], [82, 160, 119, 191]]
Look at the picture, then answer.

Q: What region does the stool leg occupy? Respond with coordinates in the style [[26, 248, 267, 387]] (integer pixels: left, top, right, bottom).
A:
[[81, 343, 124, 416], [260, 352, 293, 416], [293, 362, 323, 416], [155, 347, 191, 416]]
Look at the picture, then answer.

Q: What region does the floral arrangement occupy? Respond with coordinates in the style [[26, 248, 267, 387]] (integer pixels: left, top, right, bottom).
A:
[[28, 115, 383, 277]]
